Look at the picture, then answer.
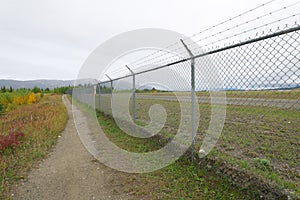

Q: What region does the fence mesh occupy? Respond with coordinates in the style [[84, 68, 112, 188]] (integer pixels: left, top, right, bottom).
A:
[[72, 21, 300, 195]]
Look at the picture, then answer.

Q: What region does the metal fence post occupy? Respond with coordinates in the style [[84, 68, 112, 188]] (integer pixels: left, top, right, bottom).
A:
[[105, 74, 113, 93], [93, 85, 97, 109], [125, 65, 136, 123], [180, 39, 196, 162], [106, 74, 113, 113], [98, 82, 101, 111]]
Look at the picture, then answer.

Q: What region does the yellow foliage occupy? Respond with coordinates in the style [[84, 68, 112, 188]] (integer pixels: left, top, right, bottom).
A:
[[0, 99, 8, 106], [12, 96, 26, 105], [27, 93, 37, 104], [0, 92, 40, 113]]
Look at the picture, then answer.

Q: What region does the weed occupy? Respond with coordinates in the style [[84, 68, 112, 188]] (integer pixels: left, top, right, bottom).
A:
[[253, 158, 271, 171]]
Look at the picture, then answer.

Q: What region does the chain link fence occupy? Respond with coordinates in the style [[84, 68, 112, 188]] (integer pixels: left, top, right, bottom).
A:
[[72, 22, 300, 196], [75, 24, 300, 119]]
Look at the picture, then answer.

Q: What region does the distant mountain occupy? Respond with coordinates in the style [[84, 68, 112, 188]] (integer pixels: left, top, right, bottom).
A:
[[2, 79, 298, 91], [137, 84, 172, 91], [0, 79, 98, 89]]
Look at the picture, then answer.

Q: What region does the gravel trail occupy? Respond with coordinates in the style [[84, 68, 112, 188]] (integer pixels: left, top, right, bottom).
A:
[[12, 95, 138, 200]]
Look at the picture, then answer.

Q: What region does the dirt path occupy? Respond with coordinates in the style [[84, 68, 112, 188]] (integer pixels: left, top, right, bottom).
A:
[[12, 95, 139, 200]]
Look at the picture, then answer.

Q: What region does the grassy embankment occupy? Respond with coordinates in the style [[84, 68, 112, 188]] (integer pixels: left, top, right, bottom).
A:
[[0, 93, 68, 199]]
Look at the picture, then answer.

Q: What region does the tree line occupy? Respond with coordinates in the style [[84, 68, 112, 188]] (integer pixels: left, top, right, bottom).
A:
[[0, 86, 73, 94]]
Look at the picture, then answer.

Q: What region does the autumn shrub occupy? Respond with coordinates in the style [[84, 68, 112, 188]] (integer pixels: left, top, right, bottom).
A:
[[0, 91, 40, 113], [0, 130, 25, 151], [27, 92, 37, 104], [12, 96, 27, 105], [0, 103, 3, 116]]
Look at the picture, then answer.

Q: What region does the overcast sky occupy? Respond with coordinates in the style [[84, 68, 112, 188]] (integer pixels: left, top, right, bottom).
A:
[[0, 0, 298, 80]]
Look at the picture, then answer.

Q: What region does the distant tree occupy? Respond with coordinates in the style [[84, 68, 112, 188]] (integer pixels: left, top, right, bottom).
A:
[[100, 85, 113, 94], [9, 86, 13, 93], [45, 88, 50, 92], [32, 86, 41, 93], [1, 86, 6, 93], [53, 86, 73, 94], [18, 88, 27, 91]]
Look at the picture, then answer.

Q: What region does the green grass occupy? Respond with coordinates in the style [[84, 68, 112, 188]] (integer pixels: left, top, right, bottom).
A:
[[97, 113, 163, 152], [138, 89, 300, 99], [71, 96, 253, 199], [73, 90, 300, 198], [96, 111, 253, 199], [0, 94, 68, 199], [133, 98, 300, 197]]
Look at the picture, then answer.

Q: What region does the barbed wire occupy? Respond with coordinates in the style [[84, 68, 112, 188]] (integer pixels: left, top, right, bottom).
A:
[[101, 0, 300, 83], [100, 22, 300, 84], [191, 14, 300, 54], [129, 1, 300, 70], [130, 15, 299, 72], [186, 0, 300, 47], [132, 22, 299, 74], [125, 0, 278, 68]]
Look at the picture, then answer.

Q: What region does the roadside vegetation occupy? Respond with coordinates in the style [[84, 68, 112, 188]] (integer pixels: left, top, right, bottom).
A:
[[0, 91, 68, 199], [0, 91, 41, 113], [0, 86, 72, 115]]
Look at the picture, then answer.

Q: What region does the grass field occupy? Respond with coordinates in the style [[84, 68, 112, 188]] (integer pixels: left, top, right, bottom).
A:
[[0, 94, 68, 199], [133, 98, 299, 196], [137, 89, 300, 99], [90, 90, 300, 198], [71, 96, 253, 199], [97, 113, 253, 199]]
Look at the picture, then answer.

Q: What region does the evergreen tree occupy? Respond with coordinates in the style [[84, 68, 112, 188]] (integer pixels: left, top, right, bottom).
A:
[[1, 86, 6, 93]]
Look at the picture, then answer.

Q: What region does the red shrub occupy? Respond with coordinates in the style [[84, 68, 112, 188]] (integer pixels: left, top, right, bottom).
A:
[[0, 131, 25, 151]]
